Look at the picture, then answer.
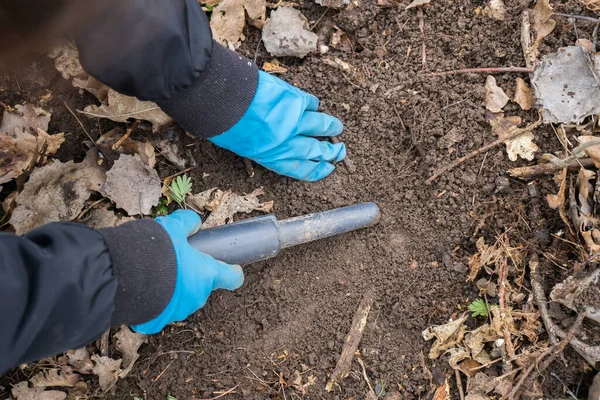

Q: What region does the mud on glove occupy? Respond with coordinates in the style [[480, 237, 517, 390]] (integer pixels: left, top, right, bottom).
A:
[[209, 71, 346, 182], [132, 210, 244, 334]]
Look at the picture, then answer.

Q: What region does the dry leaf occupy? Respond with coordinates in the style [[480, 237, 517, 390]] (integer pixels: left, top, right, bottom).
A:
[[482, 0, 507, 20], [91, 355, 122, 391], [207, 0, 266, 48], [31, 369, 79, 388], [187, 188, 223, 211], [67, 382, 88, 400], [329, 26, 353, 52], [532, 0, 556, 47], [315, 0, 350, 7], [0, 104, 65, 184], [485, 76, 509, 113], [11, 382, 66, 400], [513, 78, 533, 111], [96, 128, 156, 168], [405, 0, 431, 9], [487, 113, 538, 161], [82, 206, 134, 229], [289, 370, 316, 394], [531, 47, 600, 124], [48, 41, 109, 101], [463, 324, 499, 364], [188, 187, 273, 228], [101, 154, 161, 216], [458, 358, 482, 378], [263, 7, 318, 58], [422, 314, 468, 359], [551, 269, 600, 323], [431, 380, 450, 400], [66, 349, 94, 375], [579, 136, 600, 168], [82, 89, 172, 132], [582, 0, 600, 14], [262, 61, 288, 74], [10, 152, 106, 234], [152, 138, 190, 170], [114, 326, 147, 378]]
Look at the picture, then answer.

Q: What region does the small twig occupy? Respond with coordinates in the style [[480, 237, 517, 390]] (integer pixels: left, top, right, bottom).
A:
[[507, 158, 595, 179], [153, 360, 174, 382], [550, 372, 578, 400], [99, 329, 110, 357], [242, 158, 255, 178], [554, 12, 600, 24], [530, 255, 600, 365], [453, 369, 465, 400], [326, 288, 375, 392], [418, 9, 426, 71], [521, 10, 536, 69], [509, 313, 585, 400], [357, 356, 375, 394], [331, 136, 356, 173], [156, 350, 195, 357], [193, 385, 238, 400], [498, 251, 517, 362], [163, 167, 193, 181], [426, 116, 542, 184], [545, 138, 600, 167], [112, 120, 140, 150], [76, 198, 107, 221], [424, 66, 533, 77], [64, 102, 109, 160], [0, 100, 23, 115]]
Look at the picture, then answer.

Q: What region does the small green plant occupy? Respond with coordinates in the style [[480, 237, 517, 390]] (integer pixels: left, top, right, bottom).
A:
[[167, 396, 177, 400], [153, 197, 169, 217], [469, 298, 489, 318], [169, 175, 193, 207]]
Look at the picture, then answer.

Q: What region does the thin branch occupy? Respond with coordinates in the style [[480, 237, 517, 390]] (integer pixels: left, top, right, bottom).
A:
[[193, 386, 239, 400], [545, 138, 600, 167], [112, 120, 140, 150], [530, 255, 600, 365], [509, 313, 585, 400], [424, 66, 533, 77], [554, 12, 600, 24], [426, 116, 542, 184], [64, 102, 110, 160], [507, 158, 596, 179]]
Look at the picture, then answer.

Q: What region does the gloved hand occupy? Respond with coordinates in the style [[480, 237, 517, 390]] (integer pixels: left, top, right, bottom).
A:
[[132, 210, 244, 334], [209, 71, 346, 182]]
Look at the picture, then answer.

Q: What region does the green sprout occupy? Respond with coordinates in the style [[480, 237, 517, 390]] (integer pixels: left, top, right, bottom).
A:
[[169, 175, 193, 207], [468, 298, 489, 318], [167, 396, 177, 400]]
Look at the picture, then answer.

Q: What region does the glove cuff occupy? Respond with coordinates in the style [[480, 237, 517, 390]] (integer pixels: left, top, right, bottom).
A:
[[99, 219, 177, 325], [157, 41, 259, 138]]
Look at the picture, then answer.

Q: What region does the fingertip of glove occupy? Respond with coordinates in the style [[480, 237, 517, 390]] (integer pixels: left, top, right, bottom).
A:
[[328, 117, 344, 136], [335, 143, 346, 162], [214, 262, 245, 291]]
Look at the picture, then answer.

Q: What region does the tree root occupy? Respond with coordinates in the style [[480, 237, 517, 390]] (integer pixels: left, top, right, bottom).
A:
[[530, 255, 600, 366]]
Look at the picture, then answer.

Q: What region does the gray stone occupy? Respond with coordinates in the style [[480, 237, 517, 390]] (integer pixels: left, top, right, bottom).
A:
[[262, 7, 318, 58]]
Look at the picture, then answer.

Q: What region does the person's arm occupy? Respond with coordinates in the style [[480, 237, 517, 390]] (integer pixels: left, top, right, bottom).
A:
[[74, 0, 346, 182], [0, 219, 176, 374], [0, 212, 243, 374]]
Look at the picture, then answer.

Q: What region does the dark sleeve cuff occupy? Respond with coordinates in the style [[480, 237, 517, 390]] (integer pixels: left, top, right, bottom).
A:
[[157, 41, 259, 138], [99, 219, 177, 326]]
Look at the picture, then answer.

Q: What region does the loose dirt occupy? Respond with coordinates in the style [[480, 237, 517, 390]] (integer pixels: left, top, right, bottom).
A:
[[0, 0, 595, 399]]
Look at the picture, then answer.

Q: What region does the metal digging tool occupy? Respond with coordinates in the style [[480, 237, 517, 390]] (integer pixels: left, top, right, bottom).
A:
[[188, 202, 380, 265]]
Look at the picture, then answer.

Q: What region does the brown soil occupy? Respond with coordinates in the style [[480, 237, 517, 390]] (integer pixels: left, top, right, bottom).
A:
[[1, 0, 597, 399]]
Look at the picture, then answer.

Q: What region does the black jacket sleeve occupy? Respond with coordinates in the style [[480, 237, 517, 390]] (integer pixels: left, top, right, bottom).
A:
[[0, 219, 177, 375], [74, 0, 259, 139]]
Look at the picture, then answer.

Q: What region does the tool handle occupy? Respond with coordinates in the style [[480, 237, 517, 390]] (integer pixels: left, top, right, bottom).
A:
[[187, 215, 281, 265]]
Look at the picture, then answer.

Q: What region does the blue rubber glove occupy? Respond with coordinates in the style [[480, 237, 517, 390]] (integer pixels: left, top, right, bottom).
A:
[[132, 210, 244, 334], [209, 71, 346, 182]]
